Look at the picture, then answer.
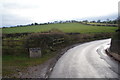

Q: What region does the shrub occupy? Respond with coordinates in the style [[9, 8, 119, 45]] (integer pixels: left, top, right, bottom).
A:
[[94, 33, 112, 39], [25, 29, 71, 55]]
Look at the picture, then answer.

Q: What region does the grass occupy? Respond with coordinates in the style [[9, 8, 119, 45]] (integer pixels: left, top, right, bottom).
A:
[[87, 22, 117, 25], [2, 52, 56, 77], [2, 23, 118, 34]]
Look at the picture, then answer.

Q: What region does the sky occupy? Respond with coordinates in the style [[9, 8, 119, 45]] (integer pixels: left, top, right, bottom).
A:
[[0, 0, 120, 27]]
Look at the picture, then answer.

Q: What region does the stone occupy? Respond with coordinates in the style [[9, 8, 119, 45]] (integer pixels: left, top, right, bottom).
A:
[[29, 48, 41, 58]]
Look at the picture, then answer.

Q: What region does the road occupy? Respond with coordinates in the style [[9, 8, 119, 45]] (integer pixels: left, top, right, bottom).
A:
[[50, 39, 120, 78]]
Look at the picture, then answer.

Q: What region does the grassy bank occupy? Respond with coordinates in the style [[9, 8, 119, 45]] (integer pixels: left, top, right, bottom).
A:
[[2, 52, 56, 78]]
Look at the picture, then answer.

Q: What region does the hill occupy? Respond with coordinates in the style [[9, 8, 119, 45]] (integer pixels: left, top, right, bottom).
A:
[[2, 23, 117, 34]]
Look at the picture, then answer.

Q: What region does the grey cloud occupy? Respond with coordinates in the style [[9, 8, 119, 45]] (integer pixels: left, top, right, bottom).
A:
[[76, 13, 118, 21], [3, 2, 39, 9], [2, 14, 33, 27]]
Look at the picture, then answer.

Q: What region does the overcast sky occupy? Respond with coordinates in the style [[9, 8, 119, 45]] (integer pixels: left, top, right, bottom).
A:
[[1, 0, 119, 27]]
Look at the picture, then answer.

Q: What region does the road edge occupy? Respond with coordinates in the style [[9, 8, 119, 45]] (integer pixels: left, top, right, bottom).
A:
[[45, 43, 82, 79], [105, 48, 120, 62]]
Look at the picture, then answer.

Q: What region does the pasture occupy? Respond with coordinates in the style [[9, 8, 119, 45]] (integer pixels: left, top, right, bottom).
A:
[[2, 23, 118, 34]]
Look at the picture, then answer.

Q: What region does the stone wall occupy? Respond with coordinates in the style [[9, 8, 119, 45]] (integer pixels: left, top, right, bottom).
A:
[[110, 32, 120, 54]]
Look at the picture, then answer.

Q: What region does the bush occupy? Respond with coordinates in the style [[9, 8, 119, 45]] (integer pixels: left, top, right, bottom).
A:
[[25, 29, 71, 55], [94, 33, 112, 39]]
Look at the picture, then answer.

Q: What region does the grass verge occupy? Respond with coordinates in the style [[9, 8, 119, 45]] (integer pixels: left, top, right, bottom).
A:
[[2, 52, 56, 78]]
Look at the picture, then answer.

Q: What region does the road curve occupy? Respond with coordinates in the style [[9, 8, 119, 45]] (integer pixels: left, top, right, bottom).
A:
[[50, 39, 120, 78]]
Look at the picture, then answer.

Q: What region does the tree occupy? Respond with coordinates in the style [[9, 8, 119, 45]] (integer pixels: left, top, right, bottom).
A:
[[34, 23, 38, 25], [97, 20, 101, 23], [90, 21, 96, 23], [83, 20, 88, 24]]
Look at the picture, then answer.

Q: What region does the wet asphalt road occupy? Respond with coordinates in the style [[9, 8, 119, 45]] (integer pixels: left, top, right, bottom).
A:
[[50, 39, 120, 78]]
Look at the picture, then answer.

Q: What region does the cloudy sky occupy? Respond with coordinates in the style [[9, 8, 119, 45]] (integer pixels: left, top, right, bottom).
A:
[[1, 0, 119, 27]]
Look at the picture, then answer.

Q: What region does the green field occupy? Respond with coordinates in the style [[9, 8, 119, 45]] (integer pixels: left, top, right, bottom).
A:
[[86, 22, 117, 26], [2, 23, 118, 34]]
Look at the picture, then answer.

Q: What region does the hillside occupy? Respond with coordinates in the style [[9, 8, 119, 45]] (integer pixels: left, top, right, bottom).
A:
[[2, 23, 117, 34]]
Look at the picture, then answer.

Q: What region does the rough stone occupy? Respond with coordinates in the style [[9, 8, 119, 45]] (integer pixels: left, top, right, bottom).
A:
[[29, 48, 41, 58]]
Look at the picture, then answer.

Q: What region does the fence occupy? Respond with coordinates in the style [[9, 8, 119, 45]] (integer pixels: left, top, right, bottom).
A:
[[52, 38, 65, 46]]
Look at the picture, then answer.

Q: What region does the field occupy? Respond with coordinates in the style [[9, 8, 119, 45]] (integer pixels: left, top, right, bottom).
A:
[[86, 22, 117, 26], [2, 23, 118, 34]]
